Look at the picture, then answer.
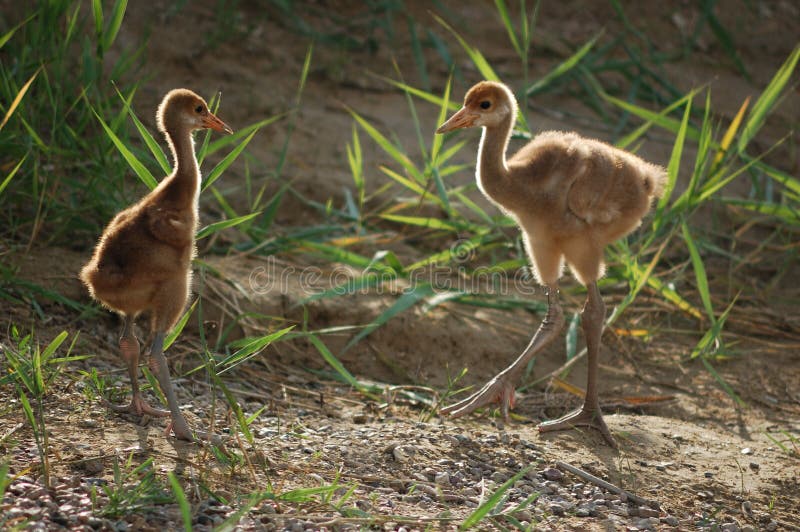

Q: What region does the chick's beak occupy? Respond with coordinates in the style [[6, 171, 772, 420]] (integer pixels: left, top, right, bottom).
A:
[[203, 112, 234, 134], [436, 107, 478, 133]]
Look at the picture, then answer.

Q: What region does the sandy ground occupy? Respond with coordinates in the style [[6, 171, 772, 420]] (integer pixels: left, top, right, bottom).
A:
[[1, 1, 799, 530]]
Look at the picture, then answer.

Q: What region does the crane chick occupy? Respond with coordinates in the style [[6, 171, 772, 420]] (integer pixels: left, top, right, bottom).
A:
[[437, 81, 666, 447], [81, 89, 232, 443]]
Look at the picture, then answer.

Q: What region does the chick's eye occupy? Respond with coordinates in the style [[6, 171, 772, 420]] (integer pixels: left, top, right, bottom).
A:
[[480, 101, 491, 109], [195, 105, 204, 113]]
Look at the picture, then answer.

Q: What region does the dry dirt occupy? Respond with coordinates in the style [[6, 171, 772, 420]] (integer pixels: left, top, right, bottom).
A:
[[1, 1, 799, 531]]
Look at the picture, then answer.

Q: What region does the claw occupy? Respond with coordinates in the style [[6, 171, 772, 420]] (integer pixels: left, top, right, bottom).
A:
[[538, 407, 617, 448], [104, 394, 171, 418], [441, 375, 517, 419], [165, 419, 227, 446]]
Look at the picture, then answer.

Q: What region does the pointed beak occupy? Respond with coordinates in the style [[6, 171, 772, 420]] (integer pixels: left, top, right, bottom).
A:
[[436, 107, 479, 133], [203, 112, 234, 134]]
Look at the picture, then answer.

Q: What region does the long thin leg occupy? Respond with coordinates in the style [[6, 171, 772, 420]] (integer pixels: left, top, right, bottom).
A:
[[106, 316, 170, 418], [441, 285, 564, 420], [148, 333, 224, 445], [148, 332, 195, 442], [538, 282, 616, 447]]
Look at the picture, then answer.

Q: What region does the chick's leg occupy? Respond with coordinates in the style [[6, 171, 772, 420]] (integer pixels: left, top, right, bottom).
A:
[[148, 332, 195, 442], [149, 333, 224, 445], [538, 282, 616, 447], [106, 316, 170, 417], [441, 285, 564, 420]]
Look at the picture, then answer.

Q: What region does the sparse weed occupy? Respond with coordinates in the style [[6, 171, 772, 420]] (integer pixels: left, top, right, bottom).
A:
[[91, 453, 173, 518], [1, 327, 87, 487], [765, 430, 800, 458]]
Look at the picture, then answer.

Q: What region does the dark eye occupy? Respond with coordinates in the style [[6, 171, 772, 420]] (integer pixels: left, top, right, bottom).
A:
[[195, 105, 204, 113], [480, 101, 491, 109]]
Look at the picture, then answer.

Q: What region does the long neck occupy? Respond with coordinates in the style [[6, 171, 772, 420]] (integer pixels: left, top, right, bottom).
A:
[[164, 125, 200, 207], [477, 113, 514, 204]]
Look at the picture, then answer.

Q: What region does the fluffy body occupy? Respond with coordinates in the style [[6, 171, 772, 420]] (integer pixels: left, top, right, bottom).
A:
[[80, 88, 231, 443], [462, 81, 666, 287], [437, 80, 666, 446]]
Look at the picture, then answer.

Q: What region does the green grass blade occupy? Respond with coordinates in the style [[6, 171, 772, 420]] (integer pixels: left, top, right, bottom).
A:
[[565, 312, 580, 360], [206, 114, 285, 156], [343, 283, 436, 352], [163, 300, 197, 351], [114, 85, 171, 175], [218, 327, 294, 374], [608, 239, 667, 324], [40, 331, 69, 364], [0, 12, 36, 49], [430, 75, 453, 164], [722, 199, 799, 224], [653, 95, 692, 230], [603, 91, 701, 142], [737, 45, 800, 153], [214, 492, 265, 532], [380, 214, 460, 231], [494, 0, 522, 57], [102, 0, 128, 53], [379, 166, 431, 199], [377, 76, 460, 111], [91, 0, 103, 39], [196, 211, 261, 240], [166, 472, 191, 532], [91, 107, 158, 190], [526, 33, 601, 96], [299, 274, 388, 305], [206, 360, 253, 443], [681, 223, 714, 322], [433, 13, 500, 81], [460, 466, 532, 529], [713, 96, 749, 167], [700, 357, 744, 407], [18, 391, 37, 438], [348, 109, 423, 183], [750, 158, 800, 196], [671, 92, 713, 213], [615, 92, 692, 150], [0, 461, 10, 500], [201, 129, 259, 192], [0, 68, 40, 132], [297, 240, 378, 271], [645, 268, 702, 319], [0, 155, 27, 196], [405, 234, 486, 271], [308, 335, 365, 392]]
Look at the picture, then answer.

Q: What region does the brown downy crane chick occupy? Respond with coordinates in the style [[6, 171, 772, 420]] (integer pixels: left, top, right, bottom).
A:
[[81, 89, 232, 443], [437, 81, 666, 447]]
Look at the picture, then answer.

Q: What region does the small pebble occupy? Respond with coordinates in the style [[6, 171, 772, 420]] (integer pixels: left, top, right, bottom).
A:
[[549, 503, 565, 516], [434, 472, 450, 485], [393, 446, 409, 463], [542, 467, 563, 481], [638, 507, 660, 518], [740, 447, 752, 455], [662, 515, 679, 526], [749, 462, 759, 470], [636, 517, 659, 530]]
